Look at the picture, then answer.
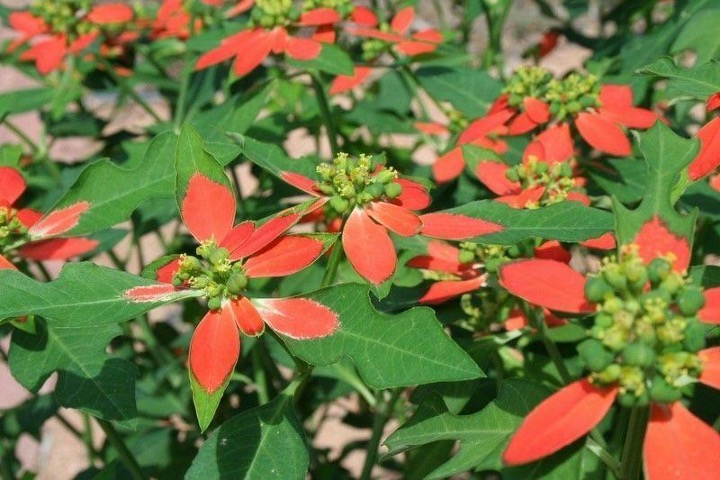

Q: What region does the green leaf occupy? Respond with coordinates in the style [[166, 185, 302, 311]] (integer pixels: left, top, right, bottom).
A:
[[384, 379, 585, 479], [415, 66, 502, 117], [432, 200, 614, 244], [639, 57, 720, 101], [190, 372, 228, 432], [51, 133, 178, 235], [230, 134, 319, 181], [185, 393, 308, 480], [587, 158, 647, 204], [0, 88, 55, 117], [279, 284, 483, 388], [672, 9, 720, 65], [612, 122, 699, 246], [176, 123, 233, 203], [286, 43, 354, 76]]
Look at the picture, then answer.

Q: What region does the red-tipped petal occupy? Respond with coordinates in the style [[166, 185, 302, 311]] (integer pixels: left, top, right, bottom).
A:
[[420, 213, 503, 240], [393, 178, 431, 210], [9, 12, 47, 36], [507, 111, 539, 136], [499, 259, 593, 313], [707, 92, 720, 112], [224, 297, 264, 337], [582, 232, 616, 250], [688, 117, 720, 180], [413, 29, 443, 44], [182, 173, 235, 243], [576, 112, 631, 157], [407, 241, 467, 276], [497, 186, 545, 209], [644, 402, 720, 480], [599, 84, 633, 107], [391, 7, 415, 35], [396, 40, 437, 56], [86, 4, 134, 24], [459, 109, 515, 144], [219, 221, 255, 253], [699, 287, 720, 324], [524, 98, 550, 124], [476, 161, 520, 195], [285, 36, 322, 60], [533, 123, 574, 163], [195, 30, 252, 70], [225, 0, 254, 17], [633, 216, 691, 272], [419, 276, 485, 305], [124, 284, 181, 302], [503, 380, 617, 465], [346, 27, 407, 43], [534, 241, 571, 263], [699, 347, 720, 390], [330, 66, 373, 95], [244, 235, 324, 277], [433, 147, 465, 183], [280, 171, 320, 195], [21, 36, 67, 75], [298, 8, 341, 26], [254, 298, 339, 339], [156, 258, 182, 284], [415, 122, 449, 135], [598, 106, 659, 130], [351, 6, 378, 27], [28, 202, 90, 238], [312, 24, 336, 43], [343, 208, 396, 285], [0, 255, 17, 270], [365, 202, 421, 237], [20, 237, 98, 260], [189, 309, 240, 393], [0, 167, 26, 205], [230, 213, 300, 260], [233, 30, 274, 76]]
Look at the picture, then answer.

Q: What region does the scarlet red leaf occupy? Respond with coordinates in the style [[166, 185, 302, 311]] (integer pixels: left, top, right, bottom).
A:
[[475, 161, 520, 195], [707, 92, 720, 112], [181, 173, 235, 243], [351, 6, 378, 27], [230, 212, 299, 260], [575, 112, 631, 157], [285, 37, 322, 60], [507, 111, 538, 135], [390, 7, 415, 35], [298, 8, 341, 26], [125, 284, 181, 302], [419, 276, 485, 305], [244, 236, 324, 277], [599, 84, 633, 107], [280, 171, 319, 195], [688, 116, 720, 180], [86, 4, 134, 24], [330, 66, 373, 95], [224, 297, 265, 337], [497, 186, 546, 209], [530, 123, 574, 163], [644, 402, 720, 480], [407, 241, 466, 275], [598, 106, 658, 129], [195, 30, 252, 70], [156, 258, 182, 284], [28, 202, 90, 238], [393, 178, 431, 211], [459, 109, 514, 144], [365, 202, 421, 237], [254, 298, 339, 339], [20, 237, 98, 260], [498, 259, 593, 313], [219, 222, 255, 253], [698, 287, 720, 324], [534, 241, 571, 263], [433, 147, 465, 183], [233, 29, 274, 76], [189, 309, 240, 393], [698, 347, 720, 390], [503, 379, 617, 465], [396, 40, 438, 56], [0, 255, 17, 270], [21, 36, 67, 74], [342, 208, 396, 285], [0, 167, 26, 205], [523, 98, 550, 124], [633, 216, 691, 272], [581, 232, 616, 250], [420, 213, 503, 240]]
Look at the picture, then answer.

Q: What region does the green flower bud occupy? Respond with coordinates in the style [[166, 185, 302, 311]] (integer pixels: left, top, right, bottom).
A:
[[505, 168, 520, 182], [595, 312, 614, 329], [603, 297, 624, 314], [171, 276, 184, 287], [207, 297, 222, 311], [603, 264, 628, 292], [365, 182, 385, 199], [485, 257, 502, 274], [329, 195, 350, 214], [375, 169, 396, 184], [384, 182, 403, 199], [625, 261, 648, 292], [208, 247, 230, 266], [677, 287, 706, 316], [649, 378, 682, 403], [566, 100, 582, 114], [226, 273, 248, 295], [578, 339, 615, 372], [648, 258, 671, 284], [682, 319, 706, 353], [659, 273, 684, 295], [585, 276, 614, 303], [507, 245, 521, 258], [458, 250, 475, 265], [595, 364, 621, 383], [622, 342, 655, 368]]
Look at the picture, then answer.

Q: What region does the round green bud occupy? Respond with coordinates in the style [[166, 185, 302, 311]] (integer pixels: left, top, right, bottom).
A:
[[585, 276, 614, 303], [648, 258, 672, 284], [603, 297, 624, 314], [458, 250, 475, 265], [579, 95, 597, 108], [595, 364, 621, 383], [535, 162, 549, 175], [624, 299, 641, 315], [226, 273, 248, 295], [208, 247, 230, 266], [365, 182, 385, 199], [329, 195, 350, 214], [625, 262, 648, 292], [649, 378, 682, 404], [595, 312, 614, 329], [375, 169, 396, 184], [578, 339, 615, 372], [640, 289, 671, 306], [384, 182, 403, 199], [505, 168, 520, 182], [485, 257, 502, 274], [618, 393, 638, 408], [171, 276, 184, 287], [566, 100, 582, 114], [507, 245, 521, 258], [659, 274, 684, 295], [603, 265, 628, 292], [549, 101, 561, 115], [682, 320, 706, 353], [677, 287, 706, 316], [622, 342, 656, 368], [207, 297, 222, 311]]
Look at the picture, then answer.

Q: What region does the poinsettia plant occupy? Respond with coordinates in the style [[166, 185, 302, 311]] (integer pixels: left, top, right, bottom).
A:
[[1, 1, 720, 479]]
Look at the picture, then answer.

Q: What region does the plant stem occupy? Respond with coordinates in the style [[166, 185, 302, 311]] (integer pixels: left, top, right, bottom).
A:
[[82, 414, 99, 464], [1, 117, 38, 152], [360, 388, 403, 480], [618, 407, 649, 480], [586, 436, 621, 478], [527, 305, 572, 384], [100, 58, 164, 125], [97, 419, 147, 480], [321, 233, 345, 288], [310, 73, 340, 157], [173, 55, 194, 131], [252, 344, 270, 405]]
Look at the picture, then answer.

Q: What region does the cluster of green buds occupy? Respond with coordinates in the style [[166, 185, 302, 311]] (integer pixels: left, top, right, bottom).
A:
[[0, 205, 28, 254], [31, 0, 94, 37], [505, 157, 576, 208], [302, 0, 352, 16], [545, 72, 602, 120], [315, 153, 402, 218], [580, 245, 706, 407], [461, 287, 515, 333], [502, 66, 554, 108], [458, 242, 532, 273], [251, 0, 298, 28], [445, 108, 469, 132], [171, 241, 248, 311], [361, 38, 389, 62]]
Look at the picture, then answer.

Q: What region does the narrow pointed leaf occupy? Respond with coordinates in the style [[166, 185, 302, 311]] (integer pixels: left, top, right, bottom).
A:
[[244, 235, 326, 278]]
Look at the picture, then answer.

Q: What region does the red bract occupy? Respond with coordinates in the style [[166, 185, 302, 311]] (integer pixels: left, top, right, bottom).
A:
[[125, 173, 338, 395], [0, 167, 96, 269], [86, 4, 135, 24], [152, 0, 201, 40], [195, 1, 342, 76], [688, 115, 720, 180]]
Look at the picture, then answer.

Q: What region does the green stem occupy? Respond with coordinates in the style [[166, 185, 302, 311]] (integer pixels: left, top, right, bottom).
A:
[[618, 407, 649, 480], [0, 439, 15, 480], [82, 414, 99, 464], [359, 389, 403, 480], [97, 419, 147, 480], [528, 305, 572, 384], [586, 436, 621, 478], [321, 234, 345, 288], [1, 117, 38, 152], [252, 345, 270, 405], [310, 73, 340, 157], [99, 58, 164, 125], [107, 249, 127, 270], [173, 55, 194, 131]]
